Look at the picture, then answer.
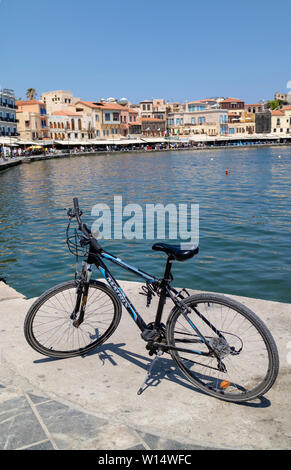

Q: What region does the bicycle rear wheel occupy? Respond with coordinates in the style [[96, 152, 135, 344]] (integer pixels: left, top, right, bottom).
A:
[[166, 293, 279, 402], [24, 280, 122, 358]]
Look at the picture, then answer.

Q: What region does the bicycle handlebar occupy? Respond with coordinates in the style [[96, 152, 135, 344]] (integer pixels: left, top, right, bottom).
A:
[[72, 197, 102, 253], [73, 197, 81, 225]]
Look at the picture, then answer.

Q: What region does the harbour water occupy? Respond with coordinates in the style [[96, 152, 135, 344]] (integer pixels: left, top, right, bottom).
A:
[[0, 146, 290, 302]]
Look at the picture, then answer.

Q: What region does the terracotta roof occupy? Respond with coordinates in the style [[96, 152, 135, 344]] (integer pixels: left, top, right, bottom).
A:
[[93, 102, 124, 110], [222, 98, 244, 103], [272, 110, 284, 116], [15, 100, 44, 106], [141, 117, 165, 122], [75, 101, 99, 109], [281, 105, 291, 111], [52, 110, 82, 117], [129, 120, 141, 126]]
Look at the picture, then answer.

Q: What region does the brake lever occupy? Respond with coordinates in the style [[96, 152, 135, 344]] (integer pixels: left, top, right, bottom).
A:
[[65, 208, 83, 219]]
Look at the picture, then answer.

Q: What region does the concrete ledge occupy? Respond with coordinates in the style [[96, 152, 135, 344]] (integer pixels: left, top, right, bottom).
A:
[[0, 281, 25, 302], [0, 280, 290, 450]]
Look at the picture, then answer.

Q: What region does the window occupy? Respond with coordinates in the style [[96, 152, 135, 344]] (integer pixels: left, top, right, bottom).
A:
[[105, 113, 110, 121], [113, 112, 119, 121], [147, 104, 150, 110]]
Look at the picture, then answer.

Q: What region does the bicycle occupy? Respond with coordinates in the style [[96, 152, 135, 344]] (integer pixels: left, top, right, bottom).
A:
[[24, 197, 279, 402]]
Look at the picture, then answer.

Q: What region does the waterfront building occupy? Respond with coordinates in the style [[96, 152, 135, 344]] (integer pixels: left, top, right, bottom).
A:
[[128, 117, 142, 137], [92, 101, 122, 139], [0, 88, 18, 138], [139, 100, 154, 118], [167, 109, 229, 137], [244, 103, 265, 114], [220, 97, 245, 111], [16, 100, 49, 141], [120, 107, 140, 137], [255, 109, 272, 134], [74, 101, 102, 139], [41, 90, 80, 115], [165, 102, 185, 114], [48, 110, 87, 141], [271, 106, 291, 135], [227, 111, 255, 135], [141, 117, 166, 136], [186, 99, 216, 112]]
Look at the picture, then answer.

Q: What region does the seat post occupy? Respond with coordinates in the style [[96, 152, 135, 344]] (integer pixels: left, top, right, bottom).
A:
[[163, 256, 173, 282], [154, 256, 173, 328]]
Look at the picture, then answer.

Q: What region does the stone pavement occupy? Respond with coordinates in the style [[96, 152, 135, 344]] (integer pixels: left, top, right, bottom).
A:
[[0, 382, 211, 451], [0, 280, 290, 450]]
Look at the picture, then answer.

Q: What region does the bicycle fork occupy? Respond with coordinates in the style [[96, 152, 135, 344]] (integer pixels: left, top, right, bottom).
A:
[[71, 262, 92, 328]]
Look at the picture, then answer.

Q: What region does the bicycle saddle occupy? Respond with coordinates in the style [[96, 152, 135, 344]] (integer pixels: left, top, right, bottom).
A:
[[152, 243, 199, 262]]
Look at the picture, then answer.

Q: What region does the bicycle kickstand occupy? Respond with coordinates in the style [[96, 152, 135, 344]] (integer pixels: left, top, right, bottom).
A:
[[137, 352, 162, 396]]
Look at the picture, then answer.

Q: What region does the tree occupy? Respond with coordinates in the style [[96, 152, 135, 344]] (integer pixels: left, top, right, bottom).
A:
[[26, 88, 37, 100], [266, 99, 283, 110]]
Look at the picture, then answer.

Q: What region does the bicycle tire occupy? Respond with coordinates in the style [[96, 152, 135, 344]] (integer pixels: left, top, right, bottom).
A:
[[24, 279, 122, 358], [166, 293, 279, 402]]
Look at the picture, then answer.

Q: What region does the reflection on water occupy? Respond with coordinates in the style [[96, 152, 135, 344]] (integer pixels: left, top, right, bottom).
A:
[[0, 147, 290, 302]]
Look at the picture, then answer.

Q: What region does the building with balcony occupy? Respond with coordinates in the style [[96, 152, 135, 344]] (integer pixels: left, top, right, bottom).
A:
[[139, 100, 153, 118], [0, 89, 18, 137], [141, 117, 166, 136], [16, 100, 49, 141], [92, 101, 122, 139], [48, 110, 89, 141], [167, 109, 229, 137], [74, 101, 102, 139]]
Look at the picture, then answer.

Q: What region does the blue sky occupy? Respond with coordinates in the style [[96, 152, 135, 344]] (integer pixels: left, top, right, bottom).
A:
[[1, 0, 290, 104]]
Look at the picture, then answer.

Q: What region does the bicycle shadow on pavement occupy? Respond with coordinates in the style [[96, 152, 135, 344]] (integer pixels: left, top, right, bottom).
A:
[[34, 342, 271, 408], [89, 342, 272, 409]]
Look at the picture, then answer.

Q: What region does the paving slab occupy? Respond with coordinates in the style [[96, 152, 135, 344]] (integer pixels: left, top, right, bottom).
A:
[[0, 280, 290, 450]]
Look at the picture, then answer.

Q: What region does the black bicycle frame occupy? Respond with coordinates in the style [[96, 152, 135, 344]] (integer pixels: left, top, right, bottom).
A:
[[84, 247, 225, 360], [87, 248, 158, 332]]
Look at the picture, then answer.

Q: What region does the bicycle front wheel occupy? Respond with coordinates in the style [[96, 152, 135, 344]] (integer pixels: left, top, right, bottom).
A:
[[24, 280, 122, 358], [167, 293, 279, 402]]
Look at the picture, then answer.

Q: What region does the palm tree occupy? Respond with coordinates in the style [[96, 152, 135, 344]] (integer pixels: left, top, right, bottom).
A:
[[26, 88, 37, 100]]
